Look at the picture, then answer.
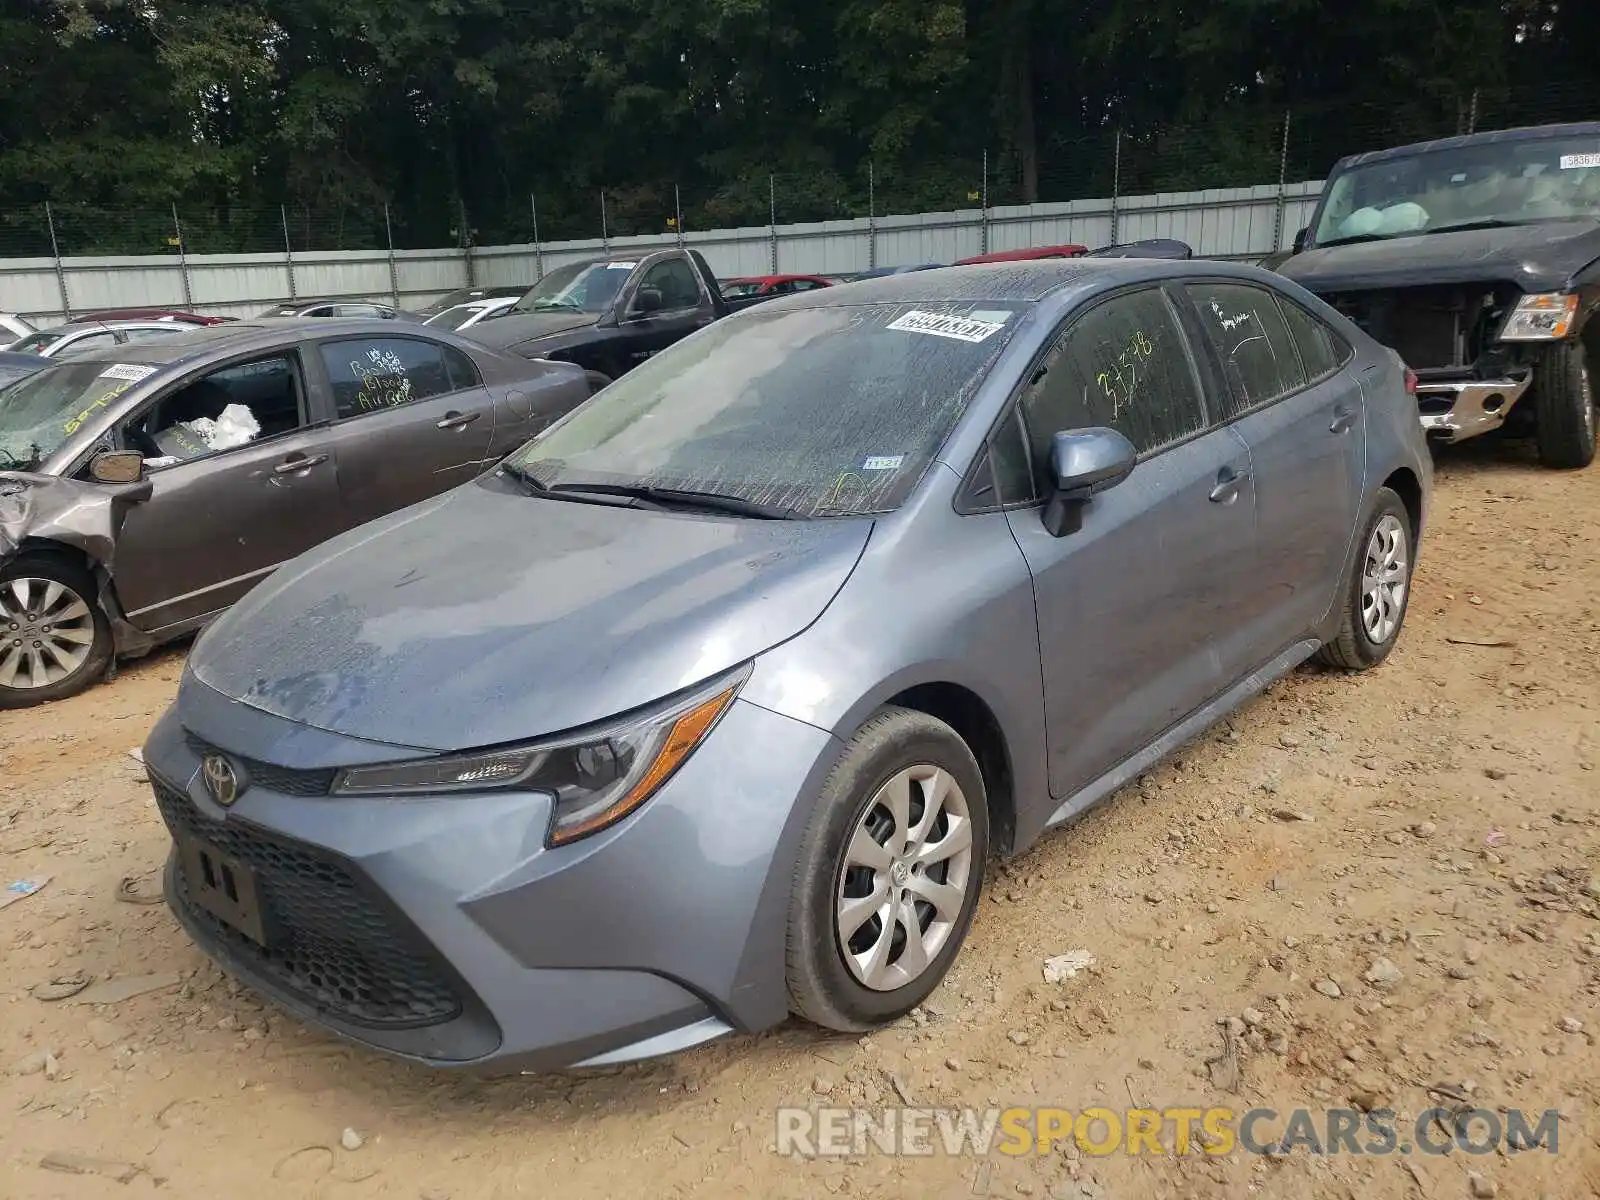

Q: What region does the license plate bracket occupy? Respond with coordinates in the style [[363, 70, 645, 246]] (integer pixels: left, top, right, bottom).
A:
[[179, 835, 269, 946]]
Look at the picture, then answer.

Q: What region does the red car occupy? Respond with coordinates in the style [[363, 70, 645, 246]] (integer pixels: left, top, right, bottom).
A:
[[955, 244, 1088, 265], [720, 274, 835, 298], [76, 309, 234, 326]]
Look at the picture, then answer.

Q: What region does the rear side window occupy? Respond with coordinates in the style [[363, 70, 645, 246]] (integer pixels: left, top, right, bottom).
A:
[[443, 345, 481, 391], [1279, 299, 1342, 379], [1020, 287, 1207, 481], [321, 338, 456, 419], [1186, 282, 1307, 417]]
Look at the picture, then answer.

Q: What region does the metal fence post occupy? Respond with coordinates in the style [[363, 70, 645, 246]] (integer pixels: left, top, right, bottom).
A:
[[600, 191, 611, 255], [1272, 110, 1292, 252], [280, 205, 297, 301], [674, 184, 685, 247], [383, 203, 401, 307], [868, 161, 877, 271], [981, 149, 990, 256], [530, 194, 544, 279], [44, 201, 71, 321], [1468, 88, 1480, 135], [172, 203, 194, 310], [768, 174, 779, 274], [1110, 130, 1122, 246], [459, 199, 476, 287]]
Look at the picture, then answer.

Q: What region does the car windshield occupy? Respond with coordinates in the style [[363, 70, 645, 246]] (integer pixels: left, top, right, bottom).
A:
[[508, 300, 1027, 518], [426, 305, 485, 331], [1313, 132, 1600, 246], [0, 361, 154, 470], [9, 329, 66, 355], [510, 260, 633, 314]]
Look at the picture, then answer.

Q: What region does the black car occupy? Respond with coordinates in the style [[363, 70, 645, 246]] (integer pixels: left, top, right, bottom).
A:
[[1280, 121, 1600, 469]]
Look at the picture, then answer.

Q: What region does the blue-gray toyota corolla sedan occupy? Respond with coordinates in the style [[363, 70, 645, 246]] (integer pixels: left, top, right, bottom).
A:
[[144, 260, 1432, 1072]]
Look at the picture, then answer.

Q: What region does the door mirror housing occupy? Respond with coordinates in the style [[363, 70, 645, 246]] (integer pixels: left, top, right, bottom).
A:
[[632, 286, 665, 316], [1292, 227, 1309, 254], [1041, 428, 1137, 538], [89, 449, 146, 485]]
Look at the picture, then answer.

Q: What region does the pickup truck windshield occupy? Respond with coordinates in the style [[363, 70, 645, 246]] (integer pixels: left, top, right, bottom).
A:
[[509, 300, 1027, 518], [0, 362, 152, 470], [511, 260, 635, 314], [1314, 133, 1600, 246]]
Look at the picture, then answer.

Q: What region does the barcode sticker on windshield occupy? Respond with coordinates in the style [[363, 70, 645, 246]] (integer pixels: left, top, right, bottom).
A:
[[606, 261, 638, 270], [863, 455, 905, 471], [1560, 154, 1600, 169], [98, 364, 157, 383], [887, 310, 1010, 344]]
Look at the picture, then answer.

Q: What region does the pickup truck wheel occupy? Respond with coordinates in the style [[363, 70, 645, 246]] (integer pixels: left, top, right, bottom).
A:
[[1532, 342, 1597, 469], [0, 554, 113, 709], [584, 370, 612, 396], [1313, 488, 1412, 673]]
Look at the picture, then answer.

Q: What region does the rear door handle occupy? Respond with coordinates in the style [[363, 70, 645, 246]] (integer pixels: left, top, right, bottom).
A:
[[1330, 406, 1357, 434], [1209, 466, 1251, 504], [437, 411, 481, 430], [272, 453, 328, 476]]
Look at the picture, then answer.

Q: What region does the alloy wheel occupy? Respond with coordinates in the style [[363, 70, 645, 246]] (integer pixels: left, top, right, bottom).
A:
[[836, 764, 976, 992], [0, 577, 97, 690], [1360, 514, 1409, 645]]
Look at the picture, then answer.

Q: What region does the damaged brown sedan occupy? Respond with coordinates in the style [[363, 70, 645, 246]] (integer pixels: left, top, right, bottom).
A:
[[0, 319, 591, 707]]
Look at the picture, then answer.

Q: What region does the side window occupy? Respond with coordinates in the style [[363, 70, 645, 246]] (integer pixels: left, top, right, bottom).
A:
[[1186, 282, 1308, 417], [120, 326, 186, 344], [1019, 288, 1207, 486], [54, 332, 119, 361], [792, 279, 825, 292], [333, 303, 381, 318], [320, 338, 456, 420], [130, 355, 305, 467], [639, 259, 702, 310], [1278, 299, 1342, 379], [442, 345, 481, 391]]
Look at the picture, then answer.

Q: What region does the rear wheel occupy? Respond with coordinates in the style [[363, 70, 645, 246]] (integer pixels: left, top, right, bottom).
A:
[[1532, 341, 1597, 469], [1313, 488, 1412, 672], [0, 554, 112, 708], [785, 707, 988, 1031]]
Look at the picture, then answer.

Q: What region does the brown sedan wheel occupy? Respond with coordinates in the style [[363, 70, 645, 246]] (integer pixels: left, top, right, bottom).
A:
[[0, 553, 113, 708]]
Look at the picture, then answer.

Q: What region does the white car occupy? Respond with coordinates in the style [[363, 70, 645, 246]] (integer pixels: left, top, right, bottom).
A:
[[422, 294, 520, 332], [0, 313, 35, 343], [6, 320, 194, 360]]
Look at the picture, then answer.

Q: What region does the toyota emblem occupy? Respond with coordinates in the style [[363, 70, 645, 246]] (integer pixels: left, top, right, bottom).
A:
[[202, 753, 240, 807]]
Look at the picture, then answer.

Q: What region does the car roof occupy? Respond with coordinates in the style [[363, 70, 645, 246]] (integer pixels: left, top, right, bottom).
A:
[[759, 258, 1271, 308], [58, 318, 431, 366], [1334, 120, 1600, 171]]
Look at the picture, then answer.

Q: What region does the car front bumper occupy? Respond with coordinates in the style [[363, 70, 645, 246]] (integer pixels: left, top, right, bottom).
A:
[[143, 689, 838, 1073], [1416, 374, 1532, 443]]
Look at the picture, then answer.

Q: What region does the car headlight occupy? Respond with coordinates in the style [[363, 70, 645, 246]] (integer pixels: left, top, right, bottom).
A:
[[1499, 293, 1579, 342], [330, 665, 749, 847]]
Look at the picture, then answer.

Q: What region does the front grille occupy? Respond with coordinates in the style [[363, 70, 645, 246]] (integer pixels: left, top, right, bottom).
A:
[[153, 778, 463, 1028], [1328, 285, 1508, 371], [184, 732, 335, 797]]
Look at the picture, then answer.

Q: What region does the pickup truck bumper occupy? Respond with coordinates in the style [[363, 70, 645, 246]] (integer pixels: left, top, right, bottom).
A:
[[1416, 373, 1532, 443]]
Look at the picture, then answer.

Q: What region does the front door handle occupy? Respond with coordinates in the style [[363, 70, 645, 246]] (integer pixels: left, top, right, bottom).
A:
[[437, 411, 481, 431], [1330, 406, 1357, 434], [1209, 466, 1251, 504], [272, 453, 328, 476]]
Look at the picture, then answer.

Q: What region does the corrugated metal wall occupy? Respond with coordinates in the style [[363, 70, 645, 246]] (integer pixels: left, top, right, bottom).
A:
[[1, 181, 1323, 327]]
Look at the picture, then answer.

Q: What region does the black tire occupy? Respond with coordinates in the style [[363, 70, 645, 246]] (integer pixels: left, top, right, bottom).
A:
[[584, 370, 613, 396], [785, 706, 989, 1032], [1314, 487, 1413, 672], [0, 552, 113, 709], [1532, 341, 1597, 470]]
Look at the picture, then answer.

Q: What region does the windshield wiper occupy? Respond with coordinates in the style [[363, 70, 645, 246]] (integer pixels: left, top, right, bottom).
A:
[[498, 461, 548, 494], [526, 300, 585, 312], [1315, 232, 1394, 248], [1423, 218, 1527, 235], [549, 481, 800, 520]]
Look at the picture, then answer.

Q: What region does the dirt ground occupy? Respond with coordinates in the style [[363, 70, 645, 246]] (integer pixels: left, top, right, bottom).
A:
[[2, 441, 1598, 1200]]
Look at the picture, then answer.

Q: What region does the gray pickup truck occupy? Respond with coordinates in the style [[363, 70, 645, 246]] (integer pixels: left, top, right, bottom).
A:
[[465, 248, 769, 391], [1280, 122, 1600, 469]]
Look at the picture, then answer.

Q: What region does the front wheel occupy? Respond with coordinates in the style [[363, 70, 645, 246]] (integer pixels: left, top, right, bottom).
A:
[[584, 370, 613, 396], [1313, 488, 1413, 672], [785, 707, 988, 1032], [0, 554, 113, 708], [1531, 341, 1597, 469]]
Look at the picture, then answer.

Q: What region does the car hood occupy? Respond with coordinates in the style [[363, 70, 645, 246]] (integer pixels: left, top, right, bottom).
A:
[[464, 310, 601, 351], [1281, 219, 1600, 294], [188, 480, 873, 752]]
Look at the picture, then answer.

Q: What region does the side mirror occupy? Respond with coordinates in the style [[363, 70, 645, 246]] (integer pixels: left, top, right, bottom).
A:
[[632, 287, 664, 315], [1292, 227, 1309, 254], [89, 450, 146, 485], [1041, 428, 1137, 538]]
